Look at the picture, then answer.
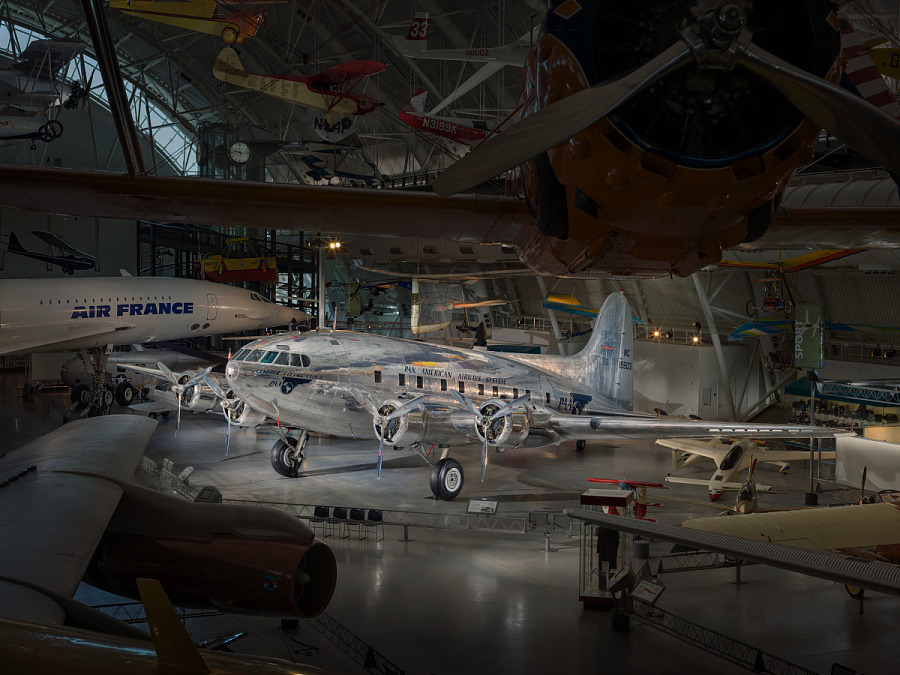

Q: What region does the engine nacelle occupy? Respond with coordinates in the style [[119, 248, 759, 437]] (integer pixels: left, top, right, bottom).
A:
[[373, 399, 478, 447], [85, 483, 336, 618], [228, 397, 267, 427], [477, 398, 530, 448]]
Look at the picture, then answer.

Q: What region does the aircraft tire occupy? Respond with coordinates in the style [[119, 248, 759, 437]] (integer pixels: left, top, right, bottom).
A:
[[524, 152, 568, 240], [271, 439, 302, 478], [160, 411, 170, 418], [845, 584, 865, 599], [149, 412, 158, 420], [575, 440, 586, 452], [430, 458, 464, 501], [71, 384, 91, 407], [221, 27, 238, 44], [115, 382, 136, 406], [102, 388, 115, 407]]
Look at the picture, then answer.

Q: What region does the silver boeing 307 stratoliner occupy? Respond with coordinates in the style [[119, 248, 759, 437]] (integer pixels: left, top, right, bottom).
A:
[[225, 293, 830, 500]]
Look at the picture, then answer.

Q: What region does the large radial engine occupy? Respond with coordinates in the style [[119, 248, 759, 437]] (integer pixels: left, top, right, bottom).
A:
[[519, 0, 841, 277]]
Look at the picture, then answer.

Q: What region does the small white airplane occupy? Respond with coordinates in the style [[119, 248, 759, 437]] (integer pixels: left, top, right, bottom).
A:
[[658, 437, 837, 501], [0, 273, 302, 415], [222, 292, 832, 500], [396, 12, 534, 115], [0, 39, 87, 146]]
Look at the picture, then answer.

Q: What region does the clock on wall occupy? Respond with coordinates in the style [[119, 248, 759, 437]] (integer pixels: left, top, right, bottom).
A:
[[228, 141, 251, 165]]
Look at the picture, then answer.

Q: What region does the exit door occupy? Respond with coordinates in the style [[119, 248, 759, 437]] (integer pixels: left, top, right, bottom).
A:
[[207, 294, 218, 320]]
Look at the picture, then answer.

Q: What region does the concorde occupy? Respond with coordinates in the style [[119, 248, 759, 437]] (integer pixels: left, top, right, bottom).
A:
[[224, 293, 832, 501], [0, 275, 301, 356]]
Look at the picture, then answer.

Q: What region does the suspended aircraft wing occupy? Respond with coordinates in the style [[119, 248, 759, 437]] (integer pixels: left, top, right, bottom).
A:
[[683, 502, 900, 550], [564, 508, 900, 598], [29, 230, 94, 258], [544, 414, 835, 442], [0, 416, 157, 625], [0, 322, 136, 356], [654, 437, 833, 464], [12, 39, 86, 80], [358, 265, 532, 280], [716, 249, 863, 272], [664, 475, 773, 493], [317, 60, 388, 82]]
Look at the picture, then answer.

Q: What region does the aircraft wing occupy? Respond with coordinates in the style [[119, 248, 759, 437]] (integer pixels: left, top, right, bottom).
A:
[[665, 476, 773, 493], [654, 437, 835, 464], [0, 322, 138, 356], [130, 399, 176, 413], [548, 415, 834, 441], [30, 230, 93, 257], [564, 508, 900, 597], [13, 39, 86, 80], [0, 167, 531, 245], [318, 60, 388, 81], [121, 363, 170, 380], [0, 416, 157, 625], [683, 502, 900, 550]]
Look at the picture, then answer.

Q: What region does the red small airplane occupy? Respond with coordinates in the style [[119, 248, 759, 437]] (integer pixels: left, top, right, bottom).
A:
[[398, 89, 491, 145], [588, 477, 666, 520], [213, 49, 386, 117]]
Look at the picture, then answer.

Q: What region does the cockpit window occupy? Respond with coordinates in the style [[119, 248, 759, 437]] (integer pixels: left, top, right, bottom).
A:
[[233, 349, 248, 361], [260, 351, 278, 364], [273, 352, 289, 365], [289, 354, 311, 367], [245, 349, 263, 363]]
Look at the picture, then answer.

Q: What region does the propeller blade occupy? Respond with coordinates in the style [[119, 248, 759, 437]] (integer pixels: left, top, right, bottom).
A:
[[350, 388, 380, 417], [860, 465, 868, 504], [738, 43, 900, 175], [489, 393, 531, 421], [376, 432, 385, 479], [387, 395, 425, 420], [481, 434, 488, 483], [449, 388, 480, 415], [204, 375, 227, 401], [157, 361, 176, 385], [175, 395, 182, 438], [433, 40, 692, 196], [220, 400, 232, 456], [182, 366, 213, 389]]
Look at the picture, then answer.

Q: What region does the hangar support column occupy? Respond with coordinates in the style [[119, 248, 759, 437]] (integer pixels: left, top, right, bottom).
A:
[[692, 274, 736, 420]]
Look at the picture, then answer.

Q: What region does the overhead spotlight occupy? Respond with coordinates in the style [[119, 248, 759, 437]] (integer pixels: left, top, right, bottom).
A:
[[664, 331, 672, 339], [652, 330, 660, 338], [692, 335, 700, 343]]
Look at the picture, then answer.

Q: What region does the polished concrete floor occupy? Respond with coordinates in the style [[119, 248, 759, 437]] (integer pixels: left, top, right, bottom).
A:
[[3, 369, 898, 674]]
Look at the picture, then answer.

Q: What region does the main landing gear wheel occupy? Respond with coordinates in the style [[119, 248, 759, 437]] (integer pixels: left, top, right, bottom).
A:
[[430, 457, 464, 501], [271, 434, 308, 478], [70, 384, 91, 407], [845, 584, 865, 599], [575, 440, 587, 452], [39, 119, 63, 142], [115, 382, 136, 406]]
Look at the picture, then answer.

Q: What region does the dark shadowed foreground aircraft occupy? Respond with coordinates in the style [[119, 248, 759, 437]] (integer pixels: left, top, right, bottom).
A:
[[0, 2, 899, 278], [0, 416, 337, 673], [223, 293, 831, 500], [1, 229, 95, 274]]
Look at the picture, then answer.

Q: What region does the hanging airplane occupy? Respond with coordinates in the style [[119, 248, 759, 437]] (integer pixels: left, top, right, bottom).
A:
[[0, 38, 87, 146], [1, 229, 96, 274], [658, 437, 837, 501], [213, 47, 386, 117], [0, 415, 337, 672], [1, 3, 900, 279], [221, 292, 831, 501], [0, 274, 301, 415], [109, 0, 286, 45], [398, 88, 492, 145]]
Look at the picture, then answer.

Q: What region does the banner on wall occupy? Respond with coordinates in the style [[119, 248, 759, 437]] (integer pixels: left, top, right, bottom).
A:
[[795, 304, 824, 369]]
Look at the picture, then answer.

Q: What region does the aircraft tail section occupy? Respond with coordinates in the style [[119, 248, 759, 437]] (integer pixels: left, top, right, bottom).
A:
[[567, 292, 633, 410], [212, 47, 248, 85], [403, 13, 429, 52], [2, 229, 24, 253], [403, 88, 428, 113]]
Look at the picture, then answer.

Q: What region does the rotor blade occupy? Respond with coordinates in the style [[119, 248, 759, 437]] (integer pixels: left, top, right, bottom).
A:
[[489, 392, 531, 421], [738, 42, 900, 175], [433, 40, 692, 196], [449, 388, 480, 415], [387, 395, 426, 420]]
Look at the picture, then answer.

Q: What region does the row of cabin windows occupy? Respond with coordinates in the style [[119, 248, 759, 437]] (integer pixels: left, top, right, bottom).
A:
[[373, 371, 551, 404], [40, 295, 175, 304], [232, 348, 311, 367]]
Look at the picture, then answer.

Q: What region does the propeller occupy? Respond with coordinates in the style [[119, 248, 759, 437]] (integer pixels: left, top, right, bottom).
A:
[[155, 361, 216, 438], [352, 389, 424, 478], [434, 16, 900, 197], [859, 465, 868, 504], [450, 390, 531, 482]]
